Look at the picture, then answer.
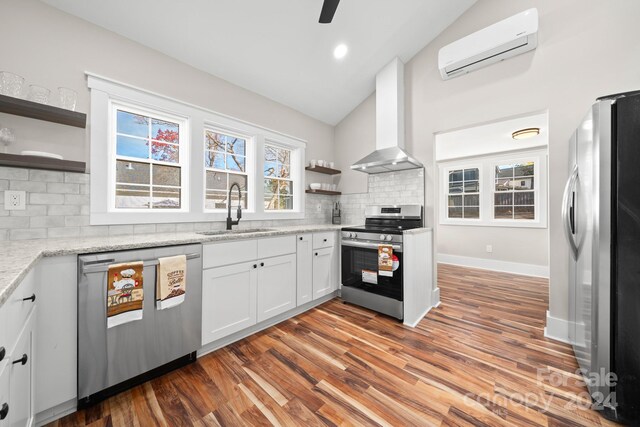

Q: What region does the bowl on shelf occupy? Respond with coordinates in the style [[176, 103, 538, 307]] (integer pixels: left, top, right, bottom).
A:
[[309, 183, 322, 191]]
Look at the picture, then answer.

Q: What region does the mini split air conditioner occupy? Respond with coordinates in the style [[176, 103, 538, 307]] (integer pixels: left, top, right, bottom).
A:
[[438, 8, 538, 80]]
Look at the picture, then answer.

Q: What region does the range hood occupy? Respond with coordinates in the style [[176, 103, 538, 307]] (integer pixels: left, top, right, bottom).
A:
[[352, 57, 423, 174]]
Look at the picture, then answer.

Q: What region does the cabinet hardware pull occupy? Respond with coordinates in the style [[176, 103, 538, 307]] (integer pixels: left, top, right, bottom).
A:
[[253, 264, 257, 269], [323, 239, 327, 242], [315, 252, 318, 256], [0, 346, 4, 361], [299, 237, 303, 240], [0, 403, 8, 420], [260, 262, 264, 267], [23, 294, 36, 302], [12, 354, 28, 365]]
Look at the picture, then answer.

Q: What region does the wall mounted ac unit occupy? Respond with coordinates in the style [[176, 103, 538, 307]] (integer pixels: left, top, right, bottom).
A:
[[438, 8, 538, 80]]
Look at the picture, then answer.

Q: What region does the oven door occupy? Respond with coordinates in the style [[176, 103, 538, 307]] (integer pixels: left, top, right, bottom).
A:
[[341, 240, 403, 301]]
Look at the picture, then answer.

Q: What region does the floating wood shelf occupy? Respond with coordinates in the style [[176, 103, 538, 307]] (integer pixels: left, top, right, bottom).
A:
[[0, 153, 86, 173], [305, 165, 341, 175], [0, 94, 86, 128], [305, 189, 341, 196]]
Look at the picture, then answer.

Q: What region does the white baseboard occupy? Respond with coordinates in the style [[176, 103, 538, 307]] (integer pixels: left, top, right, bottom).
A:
[[544, 310, 571, 344], [35, 399, 77, 426], [437, 254, 549, 278], [431, 287, 440, 307]]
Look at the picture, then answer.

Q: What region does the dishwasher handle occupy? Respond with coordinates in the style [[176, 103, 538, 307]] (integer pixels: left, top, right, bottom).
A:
[[80, 252, 201, 274]]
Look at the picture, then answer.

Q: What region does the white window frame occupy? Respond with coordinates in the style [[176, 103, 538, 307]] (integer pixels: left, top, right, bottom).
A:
[[88, 74, 305, 225], [262, 140, 301, 213], [438, 149, 547, 228], [109, 101, 190, 213], [203, 125, 255, 214], [441, 163, 483, 224]]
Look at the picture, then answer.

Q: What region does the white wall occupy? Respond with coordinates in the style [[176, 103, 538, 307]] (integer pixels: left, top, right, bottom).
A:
[[0, 0, 334, 189], [333, 0, 640, 326]]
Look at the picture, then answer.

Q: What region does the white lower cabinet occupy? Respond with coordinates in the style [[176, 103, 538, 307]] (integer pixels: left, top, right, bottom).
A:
[[202, 262, 258, 345], [296, 234, 313, 306], [8, 313, 34, 427], [313, 246, 336, 299], [257, 254, 296, 322], [0, 365, 8, 427]]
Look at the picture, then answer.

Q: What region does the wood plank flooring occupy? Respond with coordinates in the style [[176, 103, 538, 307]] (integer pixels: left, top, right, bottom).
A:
[[49, 264, 618, 426]]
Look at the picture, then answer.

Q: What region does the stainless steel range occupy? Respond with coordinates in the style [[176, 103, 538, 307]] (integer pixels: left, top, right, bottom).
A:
[[341, 205, 423, 320]]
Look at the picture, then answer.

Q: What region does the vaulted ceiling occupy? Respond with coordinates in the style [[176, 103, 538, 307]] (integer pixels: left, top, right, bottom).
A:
[[41, 0, 475, 124]]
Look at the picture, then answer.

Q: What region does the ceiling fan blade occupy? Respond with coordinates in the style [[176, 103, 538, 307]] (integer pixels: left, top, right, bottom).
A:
[[319, 0, 340, 23]]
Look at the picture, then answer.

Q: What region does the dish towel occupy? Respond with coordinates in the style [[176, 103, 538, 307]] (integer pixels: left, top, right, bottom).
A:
[[156, 255, 187, 310], [378, 244, 394, 277], [107, 261, 144, 328]]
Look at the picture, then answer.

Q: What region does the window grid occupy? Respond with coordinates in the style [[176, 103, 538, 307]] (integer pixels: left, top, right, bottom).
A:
[[447, 168, 480, 219], [204, 130, 249, 211], [493, 162, 535, 220], [114, 108, 182, 210], [264, 144, 293, 211]]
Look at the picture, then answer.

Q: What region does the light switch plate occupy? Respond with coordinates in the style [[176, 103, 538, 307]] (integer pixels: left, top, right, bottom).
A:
[[4, 190, 26, 210]]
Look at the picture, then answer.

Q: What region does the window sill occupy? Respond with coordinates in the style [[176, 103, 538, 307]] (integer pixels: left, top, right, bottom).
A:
[[439, 219, 547, 229]]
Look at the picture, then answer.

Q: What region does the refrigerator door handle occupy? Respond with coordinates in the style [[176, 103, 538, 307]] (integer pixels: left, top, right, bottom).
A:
[[562, 165, 579, 258]]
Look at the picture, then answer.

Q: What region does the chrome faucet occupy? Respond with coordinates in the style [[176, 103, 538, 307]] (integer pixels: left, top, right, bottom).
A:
[[226, 182, 242, 230]]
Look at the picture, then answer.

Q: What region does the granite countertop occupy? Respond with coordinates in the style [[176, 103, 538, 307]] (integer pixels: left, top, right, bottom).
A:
[[0, 224, 344, 308], [403, 227, 433, 235]]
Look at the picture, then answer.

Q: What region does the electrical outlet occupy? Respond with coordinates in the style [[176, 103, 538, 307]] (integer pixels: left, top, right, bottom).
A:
[[486, 244, 493, 253], [316, 203, 322, 212], [4, 190, 26, 210]]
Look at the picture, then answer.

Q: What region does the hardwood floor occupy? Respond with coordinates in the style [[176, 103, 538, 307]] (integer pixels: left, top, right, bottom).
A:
[[49, 264, 618, 426]]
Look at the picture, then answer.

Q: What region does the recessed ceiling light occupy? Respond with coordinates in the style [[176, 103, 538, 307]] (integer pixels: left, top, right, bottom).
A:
[[333, 44, 348, 60], [512, 127, 540, 140]]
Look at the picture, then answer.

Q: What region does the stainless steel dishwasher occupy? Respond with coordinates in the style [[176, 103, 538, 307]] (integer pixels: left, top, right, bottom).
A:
[[77, 244, 202, 407]]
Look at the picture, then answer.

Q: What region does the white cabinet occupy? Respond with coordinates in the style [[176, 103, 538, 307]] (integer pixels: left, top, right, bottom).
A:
[[0, 271, 36, 427], [257, 254, 296, 322], [202, 262, 258, 345], [34, 255, 77, 415], [313, 246, 336, 299], [0, 364, 8, 427], [296, 234, 313, 306], [7, 313, 34, 427]]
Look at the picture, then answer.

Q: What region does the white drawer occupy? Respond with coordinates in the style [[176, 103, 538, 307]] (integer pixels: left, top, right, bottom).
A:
[[203, 239, 258, 269], [4, 270, 36, 356], [313, 232, 336, 250], [257, 236, 296, 259]]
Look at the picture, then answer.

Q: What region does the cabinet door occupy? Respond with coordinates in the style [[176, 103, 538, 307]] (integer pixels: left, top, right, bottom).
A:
[[8, 313, 34, 427], [296, 234, 313, 306], [0, 365, 8, 427], [313, 247, 335, 300], [257, 254, 297, 323], [202, 262, 257, 345]]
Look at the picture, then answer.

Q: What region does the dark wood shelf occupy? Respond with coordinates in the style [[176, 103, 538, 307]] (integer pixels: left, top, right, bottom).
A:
[[0, 94, 86, 128], [306, 189, 341, 196], [0, 153, 86, 173], [305, 165, 341, 175]]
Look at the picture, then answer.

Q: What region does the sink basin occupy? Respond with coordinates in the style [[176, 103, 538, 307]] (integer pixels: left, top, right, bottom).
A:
[[197, 228, 275, 236]]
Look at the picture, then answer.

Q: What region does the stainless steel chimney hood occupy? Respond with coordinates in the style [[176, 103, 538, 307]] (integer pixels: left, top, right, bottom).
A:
[[352, 57, 423, 174]]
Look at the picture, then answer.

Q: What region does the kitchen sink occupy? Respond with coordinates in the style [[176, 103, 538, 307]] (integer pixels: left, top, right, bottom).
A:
[[197, 228, 275, 236]]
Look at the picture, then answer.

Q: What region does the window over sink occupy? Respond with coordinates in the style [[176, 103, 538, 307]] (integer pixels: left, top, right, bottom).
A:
[[88, 74, 306, 225]]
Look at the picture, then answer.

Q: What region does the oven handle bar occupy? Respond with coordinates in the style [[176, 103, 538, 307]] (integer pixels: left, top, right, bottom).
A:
[[341, 240, 403, 252]]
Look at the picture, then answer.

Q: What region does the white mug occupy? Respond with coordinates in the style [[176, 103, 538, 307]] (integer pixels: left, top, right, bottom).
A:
[[329, 162, 335, 169], [309, 160, 316, 168], [317, 160, 325, 167]]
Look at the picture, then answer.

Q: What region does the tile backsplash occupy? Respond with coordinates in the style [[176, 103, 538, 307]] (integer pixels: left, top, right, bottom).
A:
[[0, 166, 336, 241], [338, 168, 425, 225], [0, 166, 424, 240]]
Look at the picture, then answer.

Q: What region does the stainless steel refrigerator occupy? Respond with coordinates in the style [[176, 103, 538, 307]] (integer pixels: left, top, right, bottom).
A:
[[564, 90, 640, 423]]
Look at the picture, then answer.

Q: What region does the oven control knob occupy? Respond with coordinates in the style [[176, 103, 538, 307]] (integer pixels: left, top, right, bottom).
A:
[[352, 232, 357, 238], [386, 235, 393, 241], [379, 234, 386, 241], [342, 232, 350, 238]]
